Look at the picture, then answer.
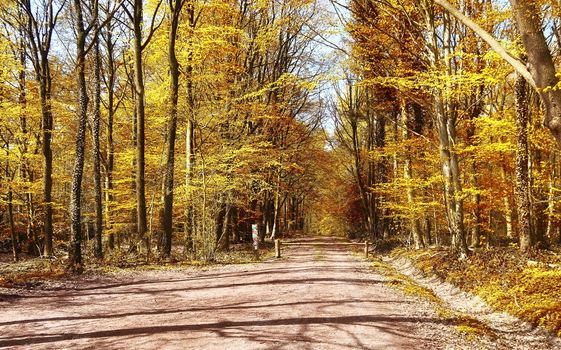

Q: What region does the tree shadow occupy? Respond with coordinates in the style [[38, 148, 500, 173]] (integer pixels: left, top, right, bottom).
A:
[[0, 314, 442, 348], [0, 298, 410, 327]]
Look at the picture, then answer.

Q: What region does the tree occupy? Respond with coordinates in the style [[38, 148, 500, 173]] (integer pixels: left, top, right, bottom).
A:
[[92, 0, 103, 259], [125, 0, 162, 258], [161, 0, 186, 257], [18, 0, 64, 257], [515, 71, 532, 252], [68, 0, 121, 273]]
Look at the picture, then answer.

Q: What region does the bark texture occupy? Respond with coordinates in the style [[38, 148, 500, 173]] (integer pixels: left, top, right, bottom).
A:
[[514, 72, 532, 253], [68, 0, 89, 274], [93, 12, 103, 260]]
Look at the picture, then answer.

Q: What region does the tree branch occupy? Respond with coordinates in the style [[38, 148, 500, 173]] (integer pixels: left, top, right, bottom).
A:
[[434, 0, 536, 88]]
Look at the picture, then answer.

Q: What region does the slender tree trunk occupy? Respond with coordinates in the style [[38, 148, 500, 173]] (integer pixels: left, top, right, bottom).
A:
[[470, 178, 481, 247], [93, 14, 103, 260], [133, 0, 149, 256], [162, 0, 184, 258], [8, 191, 17, 261], [231, 206, 239, 242], [185, 2, 196, 251], [17, 27, 29, 257], [5, 152, 17, 261], [466, 85, 484, 248], [270, 169, 281, 239], [215, 201, 230, 251], [68, 0, 89, 274], [185, 117, 195, 251], [41, 71, 54, 257], [500, 165, 513, 239], [104, 22, 116, 250], [401, 100, 424, 249], [545, 153, 557, 240], [514, 72, 532, 253], [374, 111, 388, 237]]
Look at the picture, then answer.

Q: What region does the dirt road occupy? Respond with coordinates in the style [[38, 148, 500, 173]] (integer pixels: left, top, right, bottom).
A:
[[0, 237, 470, 349]]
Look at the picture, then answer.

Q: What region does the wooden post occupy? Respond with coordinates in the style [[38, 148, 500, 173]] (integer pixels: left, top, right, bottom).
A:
[[364, 240, 369, 258], [275, 239, 281, 258]]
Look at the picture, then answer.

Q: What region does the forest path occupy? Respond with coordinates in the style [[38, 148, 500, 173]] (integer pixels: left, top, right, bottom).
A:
[[1, 236, 470, 349]]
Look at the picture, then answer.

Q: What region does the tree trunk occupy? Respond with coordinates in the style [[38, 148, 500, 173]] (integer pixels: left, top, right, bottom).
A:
[[375, 112, 389, 238], [423, 2, 468, 257], [6, 160, 17, 261], [215, 202, 230, 251], [68, 0, 89, 274], [133, 0, 149, 256], [509, 0, 561, 145], [270, 170, 281, 240], [468, 155, 481, 247], [16, 27, 27, 259], [184, 1, 196, 251], [466, 84, 484, 248], [514, 72, 532, 253], [41, 99, 54, 257], [162, 0, 185, 258], [92, 14, 103, 260], [500, 165, 513, 239], [401, 100, 423, 249], [103, 18, 116, 250], [231, 206, 239, 243], [545, 153, 557, 240]]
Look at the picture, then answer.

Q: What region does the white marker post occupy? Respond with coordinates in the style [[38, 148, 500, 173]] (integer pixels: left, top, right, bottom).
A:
[[252, 224, 259, 250]]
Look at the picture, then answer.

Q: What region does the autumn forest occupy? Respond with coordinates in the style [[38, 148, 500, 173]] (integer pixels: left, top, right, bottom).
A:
[[2, 0, 561, 347]]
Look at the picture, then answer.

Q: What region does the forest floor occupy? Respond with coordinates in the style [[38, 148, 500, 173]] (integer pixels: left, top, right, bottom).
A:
[[0, 236, 559, 349]]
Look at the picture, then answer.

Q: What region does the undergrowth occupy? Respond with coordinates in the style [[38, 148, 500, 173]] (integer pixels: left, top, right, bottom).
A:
[[0, 242, 275, 288], [0, 256, 66, 289], [369, 256, 496, 339], [391, 247, 561, 336]]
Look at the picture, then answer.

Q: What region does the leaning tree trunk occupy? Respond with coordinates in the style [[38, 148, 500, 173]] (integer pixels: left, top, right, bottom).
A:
[[509, 0, 561, 145], [435, 0, 561, 146]]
